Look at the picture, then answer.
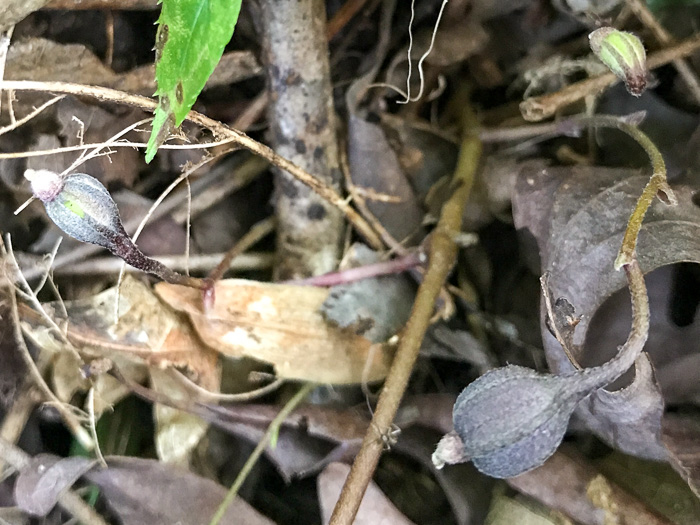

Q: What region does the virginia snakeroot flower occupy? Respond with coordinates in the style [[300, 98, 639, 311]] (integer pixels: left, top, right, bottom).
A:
[[589, 27, 648, 97], [24, 169, 204, 290]]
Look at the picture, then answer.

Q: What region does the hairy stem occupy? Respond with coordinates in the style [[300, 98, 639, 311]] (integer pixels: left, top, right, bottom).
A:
[[329, 92, 482, 525]]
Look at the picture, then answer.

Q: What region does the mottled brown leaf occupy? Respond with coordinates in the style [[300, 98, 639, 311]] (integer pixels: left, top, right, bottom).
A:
[[156, 279, 393, 384]]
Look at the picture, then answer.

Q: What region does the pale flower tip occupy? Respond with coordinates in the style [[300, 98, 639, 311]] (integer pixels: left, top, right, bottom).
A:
[[23, 169, 63, 202]]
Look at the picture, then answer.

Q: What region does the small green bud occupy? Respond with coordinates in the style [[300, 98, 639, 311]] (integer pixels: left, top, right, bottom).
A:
[[589, 27, 648, 97]]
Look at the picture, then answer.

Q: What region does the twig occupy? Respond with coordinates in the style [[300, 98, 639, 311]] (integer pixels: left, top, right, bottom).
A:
[[45, 0, 158, 9], [167, 369, 284, 404], [0, 436, 110, 525], [0, 26, 13, 117], [260, 0, 345, 279], [0, 80, 383, 249], [327, 0, 370, 40], [287, 249, 425, 287], [206, 217, 275, 284], [520, 33, 700, 121], [0, 136, 237, 159], [328, 92, 482, 525], [1, 238, 94, 451], [51, 252, 273, 277], [208, 382, 315, 525], [623, 0, 700, 105], [0, 387, 41, 474], [0, 96, 64, 138]]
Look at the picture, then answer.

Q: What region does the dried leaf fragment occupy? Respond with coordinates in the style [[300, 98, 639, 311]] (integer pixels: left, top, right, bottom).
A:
[[156, 279, 393, 384]]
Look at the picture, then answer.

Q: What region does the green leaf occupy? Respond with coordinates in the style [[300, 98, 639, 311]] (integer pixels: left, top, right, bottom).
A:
[[145, 0, 242, 162]]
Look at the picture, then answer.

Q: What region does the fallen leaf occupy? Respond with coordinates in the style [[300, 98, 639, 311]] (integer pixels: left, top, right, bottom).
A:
[[317, 462, 416, 525], [662, 413, 700, 499], [507, 446, 687, 525], [21, 276, 221, 417], [321, 244, 415, 343], [512, 165, 700, 461], [201, 400, 369, 480], [151, 368, 213, 466], [156, 279, 393, 384], [14, 454, 96, 516], [85, 456, 276, 525], [345, 81, 425, 245], [485, 488, 567, 525]]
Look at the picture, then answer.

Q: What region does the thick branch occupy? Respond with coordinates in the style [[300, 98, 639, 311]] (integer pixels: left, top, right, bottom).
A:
[[260, 0, 344, 279]]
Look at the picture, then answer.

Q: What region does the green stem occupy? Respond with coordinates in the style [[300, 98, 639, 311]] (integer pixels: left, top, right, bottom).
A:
[[208, 382, 315, 525], [329, 89, 482, 525], [572, 115, 676, 269]]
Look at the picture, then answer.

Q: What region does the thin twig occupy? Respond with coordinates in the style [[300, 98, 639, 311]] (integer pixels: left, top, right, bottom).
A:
[[206, 217, 276, 284], [167, 369, 284, 404], [0, 136, 237, 159], [208, 382, 315, 525], [51, 251, 273, 277], [0, 26, 13, 117], [520, 33, 700, 121], [623, 0, 700, 104], [0, 436, 110, 525], [326, 0, 370, 40], [0, 96, 64, 138], [1, 238, 94, 451], [0, 80, 383, 249], [4, 236, 70, 347], [287, 249, 424, 287], [329, 91, 482, 525]]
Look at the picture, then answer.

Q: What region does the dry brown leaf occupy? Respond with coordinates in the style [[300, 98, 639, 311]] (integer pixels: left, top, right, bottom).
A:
[[151, 368, 211, 466], [22, 276, 221, 405], [155, 279, 393, 384]]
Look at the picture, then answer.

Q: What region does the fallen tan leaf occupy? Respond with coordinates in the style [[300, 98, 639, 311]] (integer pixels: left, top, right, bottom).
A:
[[156, 279, 394, 384]]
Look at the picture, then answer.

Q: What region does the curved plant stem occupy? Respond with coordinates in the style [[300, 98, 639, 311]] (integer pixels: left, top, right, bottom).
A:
[[208, 382, 315, 525], [328, 93, 482, 525], [0, 80, 383, 250], [569, 115, 676, 269]]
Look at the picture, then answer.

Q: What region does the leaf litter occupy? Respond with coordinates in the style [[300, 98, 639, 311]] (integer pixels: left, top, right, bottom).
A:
[[1, 1, 700, 524]]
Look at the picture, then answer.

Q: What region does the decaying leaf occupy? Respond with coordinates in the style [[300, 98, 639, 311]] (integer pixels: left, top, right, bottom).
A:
[[512, 165, 700, 461], [345, 80, 425, 245], [662, 413, 700, 499], [14, 454, 96, 517], [21, 276, 220, 464], [205, 401, 370, 481], [151, 368, 211, 467], [156, 279, 393, 384], [23, 275, 219, 384], [85, 456, 276, 525]]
